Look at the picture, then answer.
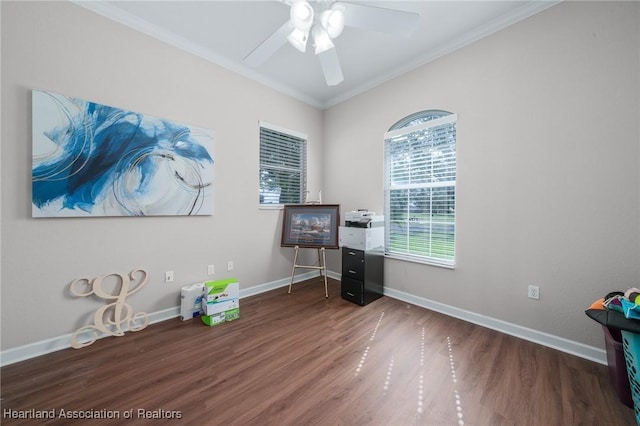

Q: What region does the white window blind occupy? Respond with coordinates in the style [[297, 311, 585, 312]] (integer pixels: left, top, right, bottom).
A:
[[259, 122, 307, 206], [384, 113, 457, 267]]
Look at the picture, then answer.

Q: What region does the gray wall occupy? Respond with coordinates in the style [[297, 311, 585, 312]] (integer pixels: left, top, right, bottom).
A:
[[323, 0, 640, 349], [1, 1, 639, 357], [1, 1, 324, 351]]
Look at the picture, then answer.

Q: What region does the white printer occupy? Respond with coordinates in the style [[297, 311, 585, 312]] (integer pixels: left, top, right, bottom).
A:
[[344, 211, 384, 228], [339, 211, 384, 251]]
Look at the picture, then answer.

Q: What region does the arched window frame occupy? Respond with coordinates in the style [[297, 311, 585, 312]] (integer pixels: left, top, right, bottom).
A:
[[384, 110, 457, 268]]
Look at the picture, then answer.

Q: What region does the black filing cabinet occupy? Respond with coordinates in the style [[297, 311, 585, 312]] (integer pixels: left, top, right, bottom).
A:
[[341, 246, 384, 305]]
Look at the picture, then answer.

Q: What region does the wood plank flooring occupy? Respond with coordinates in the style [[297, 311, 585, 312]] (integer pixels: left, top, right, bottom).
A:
[[1, 277, 636, 425]]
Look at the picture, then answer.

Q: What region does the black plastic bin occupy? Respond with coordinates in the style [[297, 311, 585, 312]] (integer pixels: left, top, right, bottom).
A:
[[603, 325, 634, 407]]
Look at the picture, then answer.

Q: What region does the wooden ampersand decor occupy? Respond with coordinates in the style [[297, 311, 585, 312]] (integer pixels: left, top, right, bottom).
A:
[[70, 268, 149, 349]]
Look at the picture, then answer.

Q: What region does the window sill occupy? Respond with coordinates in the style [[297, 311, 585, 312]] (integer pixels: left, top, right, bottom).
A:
[[384, 253, 456, 270], [259, 204, 284, 210]]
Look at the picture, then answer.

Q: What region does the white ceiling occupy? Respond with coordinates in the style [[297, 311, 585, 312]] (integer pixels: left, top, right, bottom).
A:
[[75, 1, 559, 109]]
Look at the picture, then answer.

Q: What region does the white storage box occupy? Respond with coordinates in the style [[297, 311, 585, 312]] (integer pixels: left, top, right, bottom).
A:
[[202, 298, 239, 316], [202, 278, 240, 316], [203, 278, 239, 303]]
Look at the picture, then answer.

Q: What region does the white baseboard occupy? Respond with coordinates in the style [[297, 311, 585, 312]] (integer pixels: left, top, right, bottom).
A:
[[0, 306, 181, 367], [239, 271, 319, 298], [382, 287, 606, 365], [0, 271, 318, 367], [0, 271, 605, 367]]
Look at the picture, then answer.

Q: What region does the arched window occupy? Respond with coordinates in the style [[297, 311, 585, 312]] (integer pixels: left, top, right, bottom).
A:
[[389, 109, 451, 130], [384, 110, 457, 267]]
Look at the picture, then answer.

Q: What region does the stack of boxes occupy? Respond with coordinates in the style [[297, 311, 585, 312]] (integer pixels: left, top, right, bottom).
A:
[[201, 278, 240, 326], [179, 278, 240, 326]]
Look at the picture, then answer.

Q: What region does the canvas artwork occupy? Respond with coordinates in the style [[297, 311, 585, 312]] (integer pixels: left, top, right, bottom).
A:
[[32, 90, 214, 217]]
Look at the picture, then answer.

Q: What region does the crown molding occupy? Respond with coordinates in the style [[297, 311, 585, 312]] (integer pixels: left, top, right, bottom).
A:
[[321, 0, 562, 108], [72, 1, 561, 110], [71, 0, 325, 109]]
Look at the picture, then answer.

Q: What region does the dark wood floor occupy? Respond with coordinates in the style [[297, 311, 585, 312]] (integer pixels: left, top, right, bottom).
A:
[[1, 277, 636, 425]]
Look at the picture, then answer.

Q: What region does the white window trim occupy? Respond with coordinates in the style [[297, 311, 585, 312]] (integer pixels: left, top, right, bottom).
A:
[[383, 113, 457, 140], [259, 121, 308, 141], [383, 112, 457, 269], [384, 252, 456, 269], [258, 121, 308, 209]]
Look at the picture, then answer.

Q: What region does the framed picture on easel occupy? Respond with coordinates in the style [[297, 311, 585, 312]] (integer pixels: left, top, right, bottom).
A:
[[281, 204, 340, 249]]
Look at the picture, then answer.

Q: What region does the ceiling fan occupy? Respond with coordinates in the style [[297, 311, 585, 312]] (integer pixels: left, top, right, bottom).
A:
[[243, 0, 420, 86]]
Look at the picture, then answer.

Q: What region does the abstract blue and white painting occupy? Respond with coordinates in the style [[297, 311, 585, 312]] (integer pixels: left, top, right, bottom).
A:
[[32, 90, 214, 217]]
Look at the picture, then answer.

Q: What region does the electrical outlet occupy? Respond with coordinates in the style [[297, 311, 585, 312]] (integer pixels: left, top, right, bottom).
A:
[[227, 261, 234, 271], [208, 264, 215, 275], [165, 271, 174, 283], [528, 285, 540, 300]]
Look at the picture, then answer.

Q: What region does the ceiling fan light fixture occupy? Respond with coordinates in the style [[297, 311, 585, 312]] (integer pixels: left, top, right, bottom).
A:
[[287, 28, 309, 53], [313, 25, 334, 55], [245, 0, 421, 87], [320, 8, 345, 39], [290, 1, 314, 31]]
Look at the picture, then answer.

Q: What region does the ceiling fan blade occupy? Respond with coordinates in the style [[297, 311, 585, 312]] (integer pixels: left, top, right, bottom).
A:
[[337, 2, 419, 37], [243, 21, 292, 67], [318, 49, 344, 86]]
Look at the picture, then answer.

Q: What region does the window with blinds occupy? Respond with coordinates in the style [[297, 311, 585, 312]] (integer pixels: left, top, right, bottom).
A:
[[259, 122, 307, 206], [384, 112, 457, 267]]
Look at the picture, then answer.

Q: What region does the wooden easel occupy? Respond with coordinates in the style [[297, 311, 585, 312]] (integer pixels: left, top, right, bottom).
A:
[[288, 245, 328, 298]]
